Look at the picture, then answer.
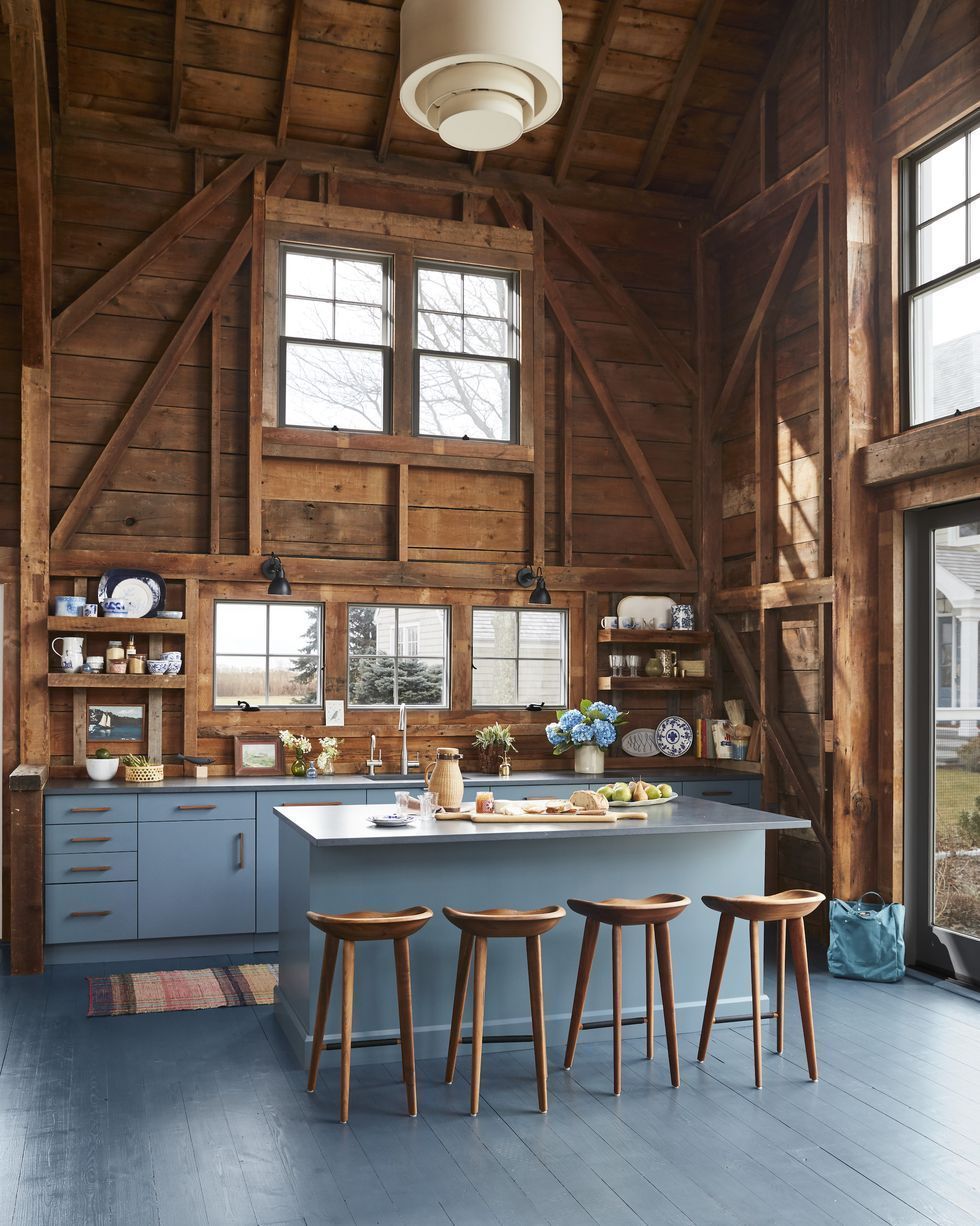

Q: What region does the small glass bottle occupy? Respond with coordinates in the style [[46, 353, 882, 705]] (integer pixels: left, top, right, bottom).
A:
[[125, 635, 136, 660]]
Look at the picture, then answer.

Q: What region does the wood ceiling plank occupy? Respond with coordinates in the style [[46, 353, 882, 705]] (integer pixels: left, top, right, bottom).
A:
[[885, 0, 939, 97], [276, 0, 304, 146], [171, 0, 187, 133]]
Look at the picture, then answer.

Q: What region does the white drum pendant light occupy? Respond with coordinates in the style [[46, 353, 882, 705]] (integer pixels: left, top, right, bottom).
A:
[[399, 0, 563, 153]]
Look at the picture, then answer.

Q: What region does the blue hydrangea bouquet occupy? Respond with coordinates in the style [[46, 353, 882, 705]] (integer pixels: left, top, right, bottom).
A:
[[545, 700, 628, 755]]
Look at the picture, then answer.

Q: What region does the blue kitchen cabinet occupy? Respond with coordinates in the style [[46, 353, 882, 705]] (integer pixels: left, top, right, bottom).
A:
[[138, 819, 256, 939]]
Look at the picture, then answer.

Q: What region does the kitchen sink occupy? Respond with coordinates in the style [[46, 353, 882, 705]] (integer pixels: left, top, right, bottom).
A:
[[360, 773, 428, 784]]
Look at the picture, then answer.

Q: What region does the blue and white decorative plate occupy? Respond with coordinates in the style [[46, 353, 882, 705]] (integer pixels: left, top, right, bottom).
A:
[[655, 716, 693, 758]]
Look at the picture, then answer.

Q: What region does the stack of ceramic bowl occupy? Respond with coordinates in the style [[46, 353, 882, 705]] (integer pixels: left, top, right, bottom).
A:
[[162, 651, 182, 674]]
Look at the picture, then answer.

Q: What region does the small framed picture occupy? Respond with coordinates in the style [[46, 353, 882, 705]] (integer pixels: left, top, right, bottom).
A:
[[233, 734, 284, 777], [88, 704, 145, 742]]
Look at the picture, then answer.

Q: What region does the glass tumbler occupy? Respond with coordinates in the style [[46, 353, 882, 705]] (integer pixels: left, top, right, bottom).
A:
[[417, 790, 437, 821]]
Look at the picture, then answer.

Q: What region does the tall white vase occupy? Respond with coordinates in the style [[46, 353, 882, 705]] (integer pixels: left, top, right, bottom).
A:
[[573, 744, 605, 774]]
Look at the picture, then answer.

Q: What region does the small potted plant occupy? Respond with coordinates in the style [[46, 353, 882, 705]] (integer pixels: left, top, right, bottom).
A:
[[472, 723, 518, 774], [120, 754, 165, 783], [85, 746, 119, 782], [314, 735, 342, 776], [545, 700, 628, 773], [279, 730, 313, 777]]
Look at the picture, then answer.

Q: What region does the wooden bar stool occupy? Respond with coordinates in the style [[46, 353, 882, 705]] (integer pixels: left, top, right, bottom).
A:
[[306, 905, 433, 1123], [563, 894, 690, 1094], [443, 905, 565, 1116], [697, 889, 824, 1088]]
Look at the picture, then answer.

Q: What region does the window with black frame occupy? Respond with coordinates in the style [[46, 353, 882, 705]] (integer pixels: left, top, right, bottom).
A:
[[279, 246, 392, 432], [905, 113, 980, 426], [347, 605, 450, 708], [213, 601, 323, 709], [414, 262, 520, 442]]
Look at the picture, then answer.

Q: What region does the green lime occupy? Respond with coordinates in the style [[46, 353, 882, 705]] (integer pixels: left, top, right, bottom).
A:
[[94, 747, 111, 760]]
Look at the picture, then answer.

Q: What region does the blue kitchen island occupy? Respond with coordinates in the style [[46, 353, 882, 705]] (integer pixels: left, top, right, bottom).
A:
[[274, 795, 810, 1069]]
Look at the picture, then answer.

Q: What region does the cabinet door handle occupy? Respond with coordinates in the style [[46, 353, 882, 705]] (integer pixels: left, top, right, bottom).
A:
[[69, 865, 112, 873], [177, 804, 216, 811], [702, 790, 733, 797], [69, 836, 111, 843], [69, 806, 111, 813], [238, 832, 245, 869], [70, 910, 111, 918], [279, 801, 341, 807]]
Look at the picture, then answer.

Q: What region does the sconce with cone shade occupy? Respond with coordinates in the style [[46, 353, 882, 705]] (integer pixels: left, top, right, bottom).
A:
[[261, 553, 292, 596], [516, 565, 551, 605]]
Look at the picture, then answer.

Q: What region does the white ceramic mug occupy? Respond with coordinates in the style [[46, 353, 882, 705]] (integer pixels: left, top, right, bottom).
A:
[[600, 616, 618, 629], [52, 635, 85, 672]]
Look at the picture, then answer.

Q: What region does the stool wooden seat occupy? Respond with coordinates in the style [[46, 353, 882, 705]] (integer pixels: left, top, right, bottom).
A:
[[564, 894, 690, 1093], [306, 905, 433, 1122], [443, 905, 565, 1116], [697, 889, 824, 1088]]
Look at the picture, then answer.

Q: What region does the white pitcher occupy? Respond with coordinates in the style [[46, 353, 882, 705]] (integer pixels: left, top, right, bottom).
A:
[[51, 635, 85, 672]]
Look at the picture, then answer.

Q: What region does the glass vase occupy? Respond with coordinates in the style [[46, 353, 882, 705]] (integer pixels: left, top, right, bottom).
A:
[[315, 754, 334, 776], [290, 750, 307, 777]]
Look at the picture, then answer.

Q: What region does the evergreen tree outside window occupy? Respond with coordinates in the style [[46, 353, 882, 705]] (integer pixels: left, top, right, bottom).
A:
[[348, 605, 449, 708], [214, 602, 323, 708]]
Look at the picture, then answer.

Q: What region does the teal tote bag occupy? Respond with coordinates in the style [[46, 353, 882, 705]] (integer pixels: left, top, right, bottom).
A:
[[827, 891, 906, 982]]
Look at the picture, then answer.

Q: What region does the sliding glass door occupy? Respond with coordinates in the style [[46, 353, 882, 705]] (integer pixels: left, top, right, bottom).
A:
[[907, 501, 980, 987]]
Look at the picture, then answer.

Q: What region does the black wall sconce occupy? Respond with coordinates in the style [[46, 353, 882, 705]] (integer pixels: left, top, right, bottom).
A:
[[515, 565, 551, 605], [261, 552, 292, 596]]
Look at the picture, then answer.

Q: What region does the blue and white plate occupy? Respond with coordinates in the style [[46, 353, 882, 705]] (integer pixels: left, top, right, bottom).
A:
[[655, 716, 693, 758], [370, 813, 415, 827], [98, 568, 166, 618]]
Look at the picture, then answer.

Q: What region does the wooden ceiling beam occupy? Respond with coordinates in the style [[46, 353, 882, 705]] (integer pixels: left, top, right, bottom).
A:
[[702, 145, 828, 247], [471, 151, 486, 177], [376, 54, 400, 162], [276, 0, 304, 148], [710, 189, 817, 439], [885, 0, 939, 97], [710, 0, 815, 211], [526, 190, 697, 397], [170, 0, 185, 134], [635, 0, 724, 190], [52, 153, 261, 346], [553, 0, 627, 187]]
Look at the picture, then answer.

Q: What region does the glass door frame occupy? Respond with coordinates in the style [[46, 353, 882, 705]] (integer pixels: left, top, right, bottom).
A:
[[905, 499, 980, 987]]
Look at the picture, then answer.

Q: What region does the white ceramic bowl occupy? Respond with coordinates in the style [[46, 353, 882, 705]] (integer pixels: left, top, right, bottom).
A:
[[85, 757, 119, 781]]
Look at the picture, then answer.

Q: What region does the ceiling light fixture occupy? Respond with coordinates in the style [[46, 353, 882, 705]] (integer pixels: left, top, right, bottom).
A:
[[399, 0, 563, 153], [261, 553, 292, 597], [516, 565, 552, 606]]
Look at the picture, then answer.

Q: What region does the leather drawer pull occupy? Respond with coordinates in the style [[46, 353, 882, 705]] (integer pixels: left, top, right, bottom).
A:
[[702, 790, 733, 797], [69, 866, 112, 873], [69, 836, 111, 843], [69, 806, 111, 813], [70, 910, 111, 918], [177, 804, 216, 810], [238, 833, 245, 870], [279, 801, 341, 807]]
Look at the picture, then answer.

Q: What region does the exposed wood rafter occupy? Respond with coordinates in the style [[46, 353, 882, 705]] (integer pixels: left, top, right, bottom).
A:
[[635, 0, 724, 190], [471, 151, 486, 177], [54, 0, 69, 116], [526, 191, 697, 397], [702, 146, 828, 247], [885, 0, 939, 97], [553, 0, 627, 186], [247, 164, 266, 555], [277, 0, 304, 147], [709, 189, 817, 439], [377, 54, 400, 162], [170, 0, 186, 133]]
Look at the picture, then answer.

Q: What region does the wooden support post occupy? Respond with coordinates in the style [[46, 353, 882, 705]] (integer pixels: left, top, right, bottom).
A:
[[148, 631, 163, 763], [759, 89, 778, 192], [531, 206, 547, 567], [182, 578, 200, 759], [376, 54, 400, 162], [277, 0, 304, 147], [754, 326, 776, 587], [72, 579, 87, 768], [170, 0, 186, 133], [695, 236, 722, 723], [828, 0, 879, 898], [210, 306, 222, 553], [9, 765, 48, 975], [396, 464, 410, 563], [248, 164, 267, 555], [560, 334, 574, 567]]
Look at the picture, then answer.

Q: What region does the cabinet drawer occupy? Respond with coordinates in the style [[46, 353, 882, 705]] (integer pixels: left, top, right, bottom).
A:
[[45, 795, 137, 824], [45, 852, 137, 884], [138, 791, 256, 822], [45, 883, 137, 944], [264, 788, 366, 810], [45, 822, 138, 853], [681, 781, 750, 806]]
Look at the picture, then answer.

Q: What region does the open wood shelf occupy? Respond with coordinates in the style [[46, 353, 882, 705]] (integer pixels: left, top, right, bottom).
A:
[[597, 675, 713, 691], [48, 616, 187, 634], [597, 629, 711, 646], [48, 673, 186, 688]]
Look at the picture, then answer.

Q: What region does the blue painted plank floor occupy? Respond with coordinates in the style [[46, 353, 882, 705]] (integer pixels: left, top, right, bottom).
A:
[[1, 947, 979, 1225]]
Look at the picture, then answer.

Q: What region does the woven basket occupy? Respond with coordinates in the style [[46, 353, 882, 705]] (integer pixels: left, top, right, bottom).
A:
[[124, 762, 165, 783]]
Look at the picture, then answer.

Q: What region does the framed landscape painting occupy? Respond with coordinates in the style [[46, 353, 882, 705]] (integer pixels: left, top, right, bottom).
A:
[[233, 734, 284, 776]]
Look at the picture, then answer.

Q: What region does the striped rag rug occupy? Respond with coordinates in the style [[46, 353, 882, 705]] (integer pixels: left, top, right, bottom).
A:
[[87, 963, 278, 1017]]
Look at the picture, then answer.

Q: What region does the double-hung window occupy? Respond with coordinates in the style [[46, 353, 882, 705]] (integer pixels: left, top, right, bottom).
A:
[[471, 608, 567, 707], [347, 605, 450, 708], [905, 114, 980, 426], [280, 246, 392, 432], [415, 262, 520, 441], [213, 601, 323, 708]]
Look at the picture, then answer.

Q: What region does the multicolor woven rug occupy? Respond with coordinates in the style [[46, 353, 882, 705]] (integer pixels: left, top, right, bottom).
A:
[[87, 963, 278, 1017]]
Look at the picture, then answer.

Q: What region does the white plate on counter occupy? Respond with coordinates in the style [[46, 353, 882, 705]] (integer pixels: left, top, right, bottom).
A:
[[370, 813, 416, 827]]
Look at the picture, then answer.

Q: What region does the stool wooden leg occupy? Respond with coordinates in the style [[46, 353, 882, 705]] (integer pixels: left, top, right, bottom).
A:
[[307, 934, 339, 1093], [776, 919, 786, 1055], [698, 912, 734, 1062], [526, 935, 548, 1113], [789, 917, 818, 1081], [654, 922, 680, 1088], [340, 940, 355, 1123], [749, 919, 763, 1088], [445, 931, 474, 1085], [645, 923, 656, 1061], [470, 936, 487, 1116], [612, 923, 623, 1096], [394, 937, 417, 1116], [564, 916, 599, 1070]]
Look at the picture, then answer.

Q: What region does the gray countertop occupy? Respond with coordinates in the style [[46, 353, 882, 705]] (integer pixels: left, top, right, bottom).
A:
[[44, 765, 760, 795], [274, 797, 809, 847]]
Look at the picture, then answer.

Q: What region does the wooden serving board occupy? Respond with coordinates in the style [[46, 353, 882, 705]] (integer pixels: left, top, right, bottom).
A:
[[470, 810, 617, 824]]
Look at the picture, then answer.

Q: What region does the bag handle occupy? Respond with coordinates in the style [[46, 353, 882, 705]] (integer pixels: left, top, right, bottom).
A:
[[857, 891, 887, 908]]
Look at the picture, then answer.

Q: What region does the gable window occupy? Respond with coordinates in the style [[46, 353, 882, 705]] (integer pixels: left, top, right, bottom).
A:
[[905, 114, 980, 426], [279, 246, 392, 432], [414, 262, 519, 441], [214, 601, 323, 708], [472, 608, 567, 708], [348, 605, 450, 708]]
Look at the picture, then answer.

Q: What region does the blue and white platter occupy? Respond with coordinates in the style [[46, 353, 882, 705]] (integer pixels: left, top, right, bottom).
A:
[[97, 568, 166, 618], [655, 716, 693, 758]]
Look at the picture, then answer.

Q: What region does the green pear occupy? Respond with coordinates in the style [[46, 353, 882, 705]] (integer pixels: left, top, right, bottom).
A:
[[645, 784, 659, 800], [658, 783, 673, 798], [611, 782, 632, 802]]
